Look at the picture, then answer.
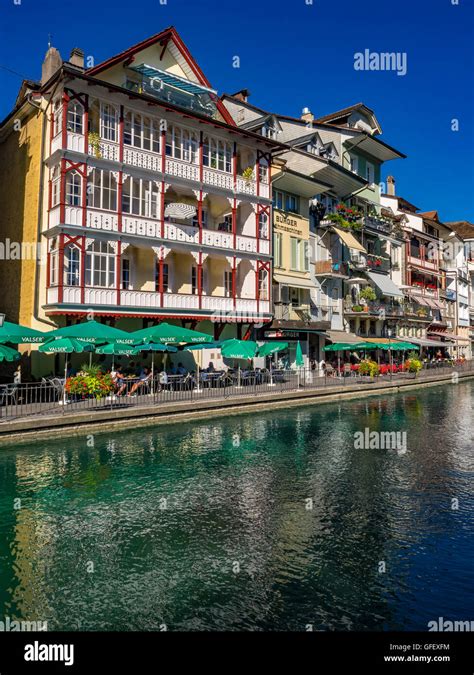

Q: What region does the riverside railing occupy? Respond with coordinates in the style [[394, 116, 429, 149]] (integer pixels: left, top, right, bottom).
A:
[[1, 361, 473, 423]]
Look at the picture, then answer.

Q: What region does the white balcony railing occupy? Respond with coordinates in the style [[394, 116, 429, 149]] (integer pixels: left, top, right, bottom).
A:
[[49, 286, 270, 315], [123, 146, 161, 172], [87, 208, 119, 232], [51, 133, 270, 198], [88, 140, 120, 162], [166, 157, 200, 183]]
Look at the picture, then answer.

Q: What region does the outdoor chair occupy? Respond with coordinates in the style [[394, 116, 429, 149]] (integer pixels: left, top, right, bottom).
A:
[[0, 383, 19, 407], [324, 364, 335, 377]]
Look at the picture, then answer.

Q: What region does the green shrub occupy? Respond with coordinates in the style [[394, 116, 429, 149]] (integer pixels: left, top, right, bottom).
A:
[[359, 287, 376, 302], [358, 359, 380, 377], [66, 372, 115, 399], [404, 358, 422, 373]]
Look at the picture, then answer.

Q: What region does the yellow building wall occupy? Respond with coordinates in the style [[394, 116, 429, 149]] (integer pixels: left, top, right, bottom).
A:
[[0, 107, 43, 326]]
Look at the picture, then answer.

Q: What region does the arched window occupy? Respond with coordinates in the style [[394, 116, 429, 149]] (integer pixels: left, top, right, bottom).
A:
[[258, 158, 269, 183], [52, 98, 62, 137], [258, 268, 268, 301], [67, 100, 83, 134], [49, 238, 58, 286], [51, 165, 61, 207], [64, 245, 81, 286], [258, 212, 269, 239], [85, 240, 115, 288], [65, 171, 82, 206]]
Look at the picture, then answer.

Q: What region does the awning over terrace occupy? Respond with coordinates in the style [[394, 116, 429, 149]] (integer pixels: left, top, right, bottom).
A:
[[367, 272, 403, 298], [334, 227, 366, 254]]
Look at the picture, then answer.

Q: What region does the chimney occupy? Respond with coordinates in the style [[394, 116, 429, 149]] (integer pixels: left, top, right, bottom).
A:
[[232, 88, 250, 103], [41, 46, 62, 85], [301, 107, 314, 124], [387, 175, 396, 196], [69, 47, 84, 70]]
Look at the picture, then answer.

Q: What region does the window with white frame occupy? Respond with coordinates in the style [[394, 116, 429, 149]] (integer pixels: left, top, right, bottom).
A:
[[64, 246, 80, 286], [100, 103, 118, 142], [67, 100, 83, 134], [273, 189, 299, 214], [261, 122, 277, 139], [122, 177, 159, 218], [290, 238, 309, 272], [258, 158, 269, 183], [65, 171, 82, 206], [203, 136, 232, 172], [51, 166, 61, 207], [52, 98, 62, 137], [166, 124, 199, 163], [258, 268, 269, 300], [224, 270, 232, 297], [85, 240, 115, 288], [124, 111, 161, 152], [87, 169, 117, 211], [49, 238, 58, 286], [258, 212, 269, 239]]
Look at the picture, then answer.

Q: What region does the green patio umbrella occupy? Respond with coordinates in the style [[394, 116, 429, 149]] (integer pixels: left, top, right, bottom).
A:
[[295, 341, 304, 367], [130, 322, 213, 345], [220, 339, 258, 388], [44, 320, 134, 345], [323, 343, 354, 352], [220, 339, 258, 360], [257, 342, 289, 386], [0, 321, 45, 344], [0, 344, 21, 362], [95, 342, 137, 371], [132, 343, 178, 393], [39, 338, 95, 405], [257, 342, 289, 357]]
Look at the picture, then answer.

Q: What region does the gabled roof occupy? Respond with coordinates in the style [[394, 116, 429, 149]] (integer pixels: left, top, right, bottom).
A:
[[418, 210, 440, 222], [86, 26, 235, 126], [315, 102, 382, 135], [444, 221, 474, 240]]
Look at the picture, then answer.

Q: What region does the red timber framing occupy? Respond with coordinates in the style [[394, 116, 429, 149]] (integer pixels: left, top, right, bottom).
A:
[[64, 87, 89, 147], [256, 149, 271, 198], [255, 260, 271, 315], [255, 203, 270, 254]]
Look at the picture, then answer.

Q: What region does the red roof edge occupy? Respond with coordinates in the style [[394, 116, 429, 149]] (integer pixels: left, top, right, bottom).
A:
[[85, 26, 235, 127]]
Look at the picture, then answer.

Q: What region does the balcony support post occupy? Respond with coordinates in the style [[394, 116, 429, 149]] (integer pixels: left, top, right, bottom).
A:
[[58, 233, 65, 303], [116, 240, 122, 306], [80, 235, 86, 305]]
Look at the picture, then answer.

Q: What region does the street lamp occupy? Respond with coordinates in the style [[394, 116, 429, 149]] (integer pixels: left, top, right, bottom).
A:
[[387, 327, 393, 381]]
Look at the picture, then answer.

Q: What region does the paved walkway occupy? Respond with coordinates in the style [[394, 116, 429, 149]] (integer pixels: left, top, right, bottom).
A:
[[0, 365, 472, 443]]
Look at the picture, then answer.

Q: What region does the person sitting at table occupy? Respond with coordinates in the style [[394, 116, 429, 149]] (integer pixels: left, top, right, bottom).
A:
[[113, 366, 127, 396], [176, 362, 187, 376], [128, 367, 152, 396], [207, 362, 216, 373]]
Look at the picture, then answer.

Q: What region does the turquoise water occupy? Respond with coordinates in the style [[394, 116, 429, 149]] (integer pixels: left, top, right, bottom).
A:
[[0, 381, 472, 631]]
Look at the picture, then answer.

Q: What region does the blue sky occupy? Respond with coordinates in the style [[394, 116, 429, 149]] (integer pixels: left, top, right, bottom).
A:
[[1, 0, 472, 221]]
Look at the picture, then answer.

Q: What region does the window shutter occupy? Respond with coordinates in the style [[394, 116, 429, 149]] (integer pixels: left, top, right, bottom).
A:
[[291, 238, 298, 270]]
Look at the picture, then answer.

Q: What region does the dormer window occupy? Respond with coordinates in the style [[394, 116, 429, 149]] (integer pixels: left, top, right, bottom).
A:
[[261, 121, 277, 139]]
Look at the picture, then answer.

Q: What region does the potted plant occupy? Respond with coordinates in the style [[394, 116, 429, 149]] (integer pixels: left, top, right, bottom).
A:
[[88, 131, 102, 158], [359, 287, 377, 303], [241, 167, 255, 182], [359, 359, 380, 377]]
